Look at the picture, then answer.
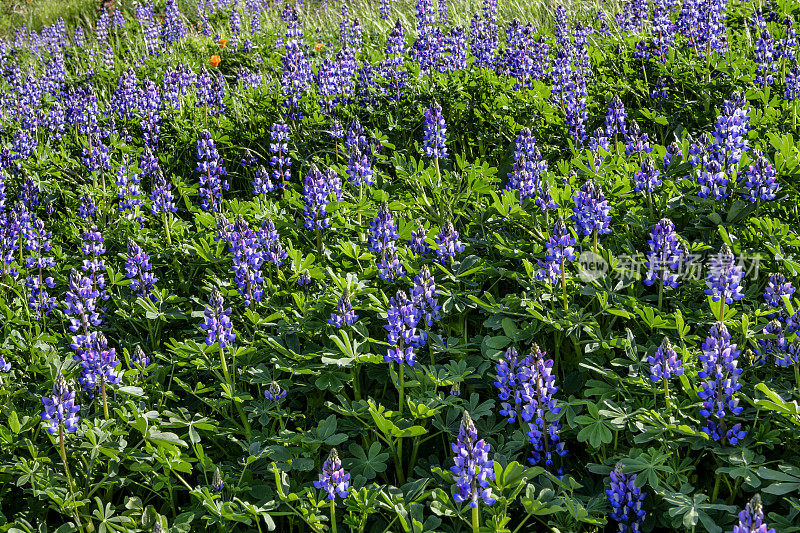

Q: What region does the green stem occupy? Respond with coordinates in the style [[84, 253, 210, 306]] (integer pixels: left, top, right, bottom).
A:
[[162, 212, 172, 246], [60, 425, 83, 532], [560, 260, 568, 311], [101, 379, 109, 420], [658, 282, 664, 312], [398, 363, 405, 417], [795, 364, 800, 395], [711, 472, 722, 502], [330, 500, 337, 533], [220, 346, 251, 439], [317, 229, 323, 258], [471, 505, 480, 533], [664, 377, 671, 411]]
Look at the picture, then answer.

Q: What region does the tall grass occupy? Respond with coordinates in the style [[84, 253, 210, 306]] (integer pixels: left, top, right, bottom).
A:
[[3, 0, 621, 40]]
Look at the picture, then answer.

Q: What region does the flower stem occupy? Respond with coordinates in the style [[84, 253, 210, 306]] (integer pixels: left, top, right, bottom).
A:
[[471, 505, 480, 533], [101, 379, 109, 420], [794, 364, 800, 394], [60, 425, 83, 531], [658, 282, 664, 312], [398, 363, 405, 417], [330, 500, 337, 533], [220, 346, 251, 439], [162, 212, 172, 246], [664, 377, 671, 411]]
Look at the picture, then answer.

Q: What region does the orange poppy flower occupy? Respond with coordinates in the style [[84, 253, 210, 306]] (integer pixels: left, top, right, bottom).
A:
[[314, 42, 325, 50], [219, 38, 228, 48], [209, 55, 221, 68]]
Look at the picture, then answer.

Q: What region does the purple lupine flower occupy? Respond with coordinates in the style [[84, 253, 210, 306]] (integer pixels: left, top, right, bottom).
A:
[[785, 65, 800, 101], [758, 319, 788, 366], [195, 69, 226, 118], [648, 337, 684, 383], [520, 345, 566, 468], [161, 0, 187, 47], [698, 92, 750, 200], [705, 244, 744, 305], [132, 345, 150, 369], [434, 222, 464, 263], [494, 347, 524, 424], [0, 354, 9, 372], [624, 121, 652, 156], [196, 130, 229, 213], [140, 80, 161, 147], [450, 411, 495, 508], [383, 20, 407, 100], [384, 290, 421, 366], [663, 142, 681, 171], [422, 100, 448, 160], [268, 120, 291, 191], [571, 180, 611, 238], [151, 166, 177, 214], [698, 322, 746, 443], [228, 216, 265, 306], [65, 269, 101, 353], [212, 467, 224, 492], [77, 193, 97, 219], [644, 218, 685, 288], [764, 273, 795, 310], [779, 339, 800, 368], [347, 146, 373, 187], [606, 464, 647, 532], [741, 152, 778, 203], [115, 159, 143, 221], [303, 166, 332, 230], [328, 289, 359, 327], [201, 289, 235, 348], [41, 375, 80, 434], [506, 128, 552, 207], [264, 381, 287, 402], [651, 78, 669, 99], [110, 68, 141, 121], [413, 0, 441, 73], [632, 157, 662, 194], [753, 11, 778, 87], [280, 12, 313, 119], [314, 448, 350, 500], [297, 272, 312, 287], [76, 332, 121, 394], [731, 494, 775, 533], [537, 218, 577, 283], [125, 239, 158, 298], [24, 218, 57, 319], [410, 265, 440, 328], [81, 226, 107, 302], [409, 223, 430, 255], [259, 219, 288, 266], [0, 208, 20, 279], [369, 203, 405, 281]]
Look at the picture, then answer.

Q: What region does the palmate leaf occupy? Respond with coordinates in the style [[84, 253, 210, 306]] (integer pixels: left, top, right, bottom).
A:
[[758, 465, 800, 496], [345, 442, 389, 480], [664, 487, 736, 533]]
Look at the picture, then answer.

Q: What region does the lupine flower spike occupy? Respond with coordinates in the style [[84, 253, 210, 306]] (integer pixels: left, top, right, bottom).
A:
[[450, 411, 495, 532], [212, 467, 224, 492], [648, 337, 684, 409], [314, 448, 350, 533], [705, 244, 744, 321], [731, 494, 775, 533], [606, 463, 646, 532], [264, 381, 287, 402]]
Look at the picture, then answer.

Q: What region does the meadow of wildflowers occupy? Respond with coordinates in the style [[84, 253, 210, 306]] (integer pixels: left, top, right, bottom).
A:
[[0, 0, 799, 531]]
